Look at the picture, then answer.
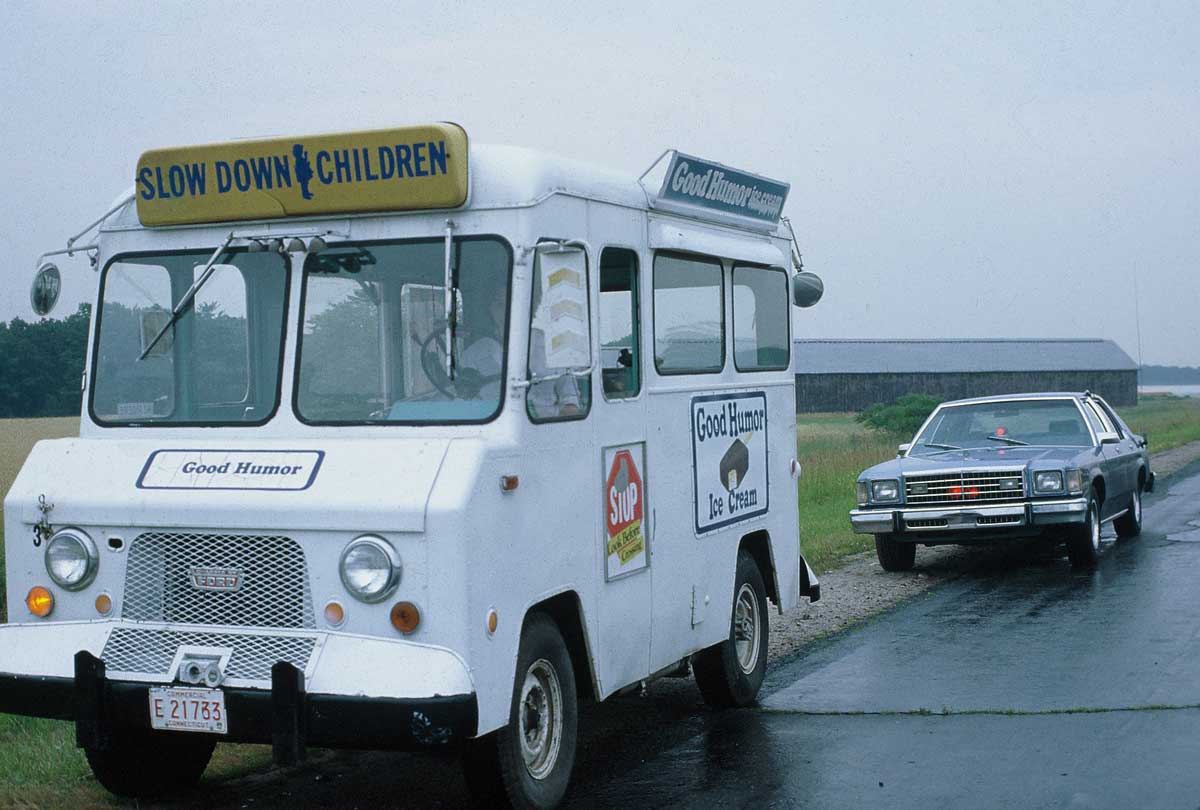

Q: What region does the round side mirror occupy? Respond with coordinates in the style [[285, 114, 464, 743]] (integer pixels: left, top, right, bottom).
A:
[[792, 272, 824, 308], [30, 263, 61, 317]]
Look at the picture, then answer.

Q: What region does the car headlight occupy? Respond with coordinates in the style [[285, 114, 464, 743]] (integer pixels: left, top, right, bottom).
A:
[[1065, 469, 1084, 495], [871, 479, 901, 503], [1034, 471, 1064, 494], [339, 535, 401, 603], [856, 481, 869, 507], [44, 528, 98, 591]]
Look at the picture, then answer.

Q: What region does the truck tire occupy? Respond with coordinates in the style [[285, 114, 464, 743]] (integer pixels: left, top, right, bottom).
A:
[[875, 533, 916, 572], [85, 730, 215, 798], [693, 551, 769, 708], [1114, 486, 1143, 538], [462, 612, 578, 810], [1066, 496, 1102, 568]]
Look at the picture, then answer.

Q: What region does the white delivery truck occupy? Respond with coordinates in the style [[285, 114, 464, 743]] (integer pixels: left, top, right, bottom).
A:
[[4, 124, 823, 809]]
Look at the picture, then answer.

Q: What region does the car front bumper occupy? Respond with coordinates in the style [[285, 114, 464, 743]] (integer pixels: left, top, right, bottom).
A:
[[850, 497, 1089, 537]]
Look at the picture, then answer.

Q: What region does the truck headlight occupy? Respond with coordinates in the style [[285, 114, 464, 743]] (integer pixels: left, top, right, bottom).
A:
[[339, 535, 401, 603], [871, 479, 901, 503], [44, 528, 98, 591], [1034, 471, 1064, 494]]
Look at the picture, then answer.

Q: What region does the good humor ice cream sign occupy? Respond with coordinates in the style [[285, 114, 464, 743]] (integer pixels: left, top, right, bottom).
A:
[[691, 392, 769, 533], [657, 152, 789, 225], [135, 124, 470, 227], [137, 450, 324, 491]]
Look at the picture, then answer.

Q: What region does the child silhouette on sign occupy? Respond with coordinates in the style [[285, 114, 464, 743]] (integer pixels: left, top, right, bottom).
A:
[[293, 144, 315, 200]]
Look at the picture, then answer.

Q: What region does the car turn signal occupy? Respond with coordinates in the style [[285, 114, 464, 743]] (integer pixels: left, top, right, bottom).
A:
[[390, 601, 421, 634], [26, 586, 54, 618]]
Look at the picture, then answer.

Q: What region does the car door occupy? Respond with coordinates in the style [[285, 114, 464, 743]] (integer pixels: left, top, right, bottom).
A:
[[1083, 398, 1133, 518]]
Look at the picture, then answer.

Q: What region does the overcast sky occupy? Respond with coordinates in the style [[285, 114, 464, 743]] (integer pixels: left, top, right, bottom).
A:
[[1, 0, 1196, 365]]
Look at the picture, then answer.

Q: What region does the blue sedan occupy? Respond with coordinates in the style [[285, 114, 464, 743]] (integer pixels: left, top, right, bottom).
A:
[[850, 392, 1153, 570]]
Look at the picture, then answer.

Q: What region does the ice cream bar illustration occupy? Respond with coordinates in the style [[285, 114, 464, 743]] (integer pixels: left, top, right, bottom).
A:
[[720, 437, 750, 492]]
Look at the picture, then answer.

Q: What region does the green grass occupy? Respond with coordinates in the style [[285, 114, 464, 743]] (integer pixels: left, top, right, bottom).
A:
[[1116, 394, 1200, 452]]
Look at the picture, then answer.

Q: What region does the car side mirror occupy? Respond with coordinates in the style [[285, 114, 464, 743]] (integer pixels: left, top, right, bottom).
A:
[[897, 443, 911, 457], [792, 272, 824, 308], [1097, 431, 1120, 445]]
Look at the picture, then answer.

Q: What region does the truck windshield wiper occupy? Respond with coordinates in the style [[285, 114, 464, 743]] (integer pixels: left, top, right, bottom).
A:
[[921, 442, 961, 451], [986, 435, 1029, 446], [138, 234, 234, 361]]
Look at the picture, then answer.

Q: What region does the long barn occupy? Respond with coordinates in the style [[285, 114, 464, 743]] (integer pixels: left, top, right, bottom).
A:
[[794, 338, 1138, 413]]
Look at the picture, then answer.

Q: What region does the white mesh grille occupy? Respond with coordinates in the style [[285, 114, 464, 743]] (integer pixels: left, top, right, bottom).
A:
[[102, 627, 316, 682], [123, 532, 315, 629]]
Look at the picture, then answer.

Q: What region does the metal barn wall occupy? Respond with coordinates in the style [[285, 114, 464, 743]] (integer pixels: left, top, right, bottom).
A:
[[794, 370, 1139, 413]]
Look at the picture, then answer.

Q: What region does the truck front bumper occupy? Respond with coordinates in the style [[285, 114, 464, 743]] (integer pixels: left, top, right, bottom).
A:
[[850, 497, 1089, 537], [0, 621, 478, 758]]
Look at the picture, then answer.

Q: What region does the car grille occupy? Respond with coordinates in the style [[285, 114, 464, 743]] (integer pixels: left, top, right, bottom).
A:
[[904, 471, 1025, 508], [976, 514, 1023, 526], [906, 518, 949, 529], [101, 627, 316, 682], [123, 532, 315, 629]]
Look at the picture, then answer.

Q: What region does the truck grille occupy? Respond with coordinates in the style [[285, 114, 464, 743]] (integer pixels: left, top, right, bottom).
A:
[[123, 532, 315, 629], [904, 471, 1025, 508], [102, 627, 316, 682]]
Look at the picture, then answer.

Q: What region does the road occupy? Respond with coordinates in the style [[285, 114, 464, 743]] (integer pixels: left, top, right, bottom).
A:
[[167, 461, 1200, 810]]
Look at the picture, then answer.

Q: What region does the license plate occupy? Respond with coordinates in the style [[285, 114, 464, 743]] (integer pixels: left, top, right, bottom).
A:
[[148, 687, 228, 734]]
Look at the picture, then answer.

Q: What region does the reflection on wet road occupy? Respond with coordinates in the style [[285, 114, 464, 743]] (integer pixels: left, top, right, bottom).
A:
[[172, 464, 1200, 810]]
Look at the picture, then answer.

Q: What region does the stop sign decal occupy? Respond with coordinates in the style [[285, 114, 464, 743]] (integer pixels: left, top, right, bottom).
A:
[[605, 445, 647, 577]]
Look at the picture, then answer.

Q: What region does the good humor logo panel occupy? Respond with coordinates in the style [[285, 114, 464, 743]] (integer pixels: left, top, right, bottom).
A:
[[691, 392, 769, 533], [658, 152, 790, 224], [136, 450, 324, 491]]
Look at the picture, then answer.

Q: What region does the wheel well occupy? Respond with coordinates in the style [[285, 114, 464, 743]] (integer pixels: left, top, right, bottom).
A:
[[738, 530, 780, 605], [527, 591, 598, 703], [1137, 466, 1147, 490], [1092, 476, 1106, 508]]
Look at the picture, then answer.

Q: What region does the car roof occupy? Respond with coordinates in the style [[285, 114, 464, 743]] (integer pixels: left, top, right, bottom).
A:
[[936, 392, 1090, 407]]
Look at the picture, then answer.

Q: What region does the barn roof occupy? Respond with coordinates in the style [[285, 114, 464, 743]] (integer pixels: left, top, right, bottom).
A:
[[793, 338, 1137, 375]]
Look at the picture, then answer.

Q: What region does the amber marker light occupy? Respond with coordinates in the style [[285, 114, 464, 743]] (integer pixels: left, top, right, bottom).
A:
[[26, 586, 54, 618], [324, 600, 346, 628], [95, 593, 113, 616], [499, 475, 519, 492], [390, 601, 421, 634], [487, 608, 499, 636]]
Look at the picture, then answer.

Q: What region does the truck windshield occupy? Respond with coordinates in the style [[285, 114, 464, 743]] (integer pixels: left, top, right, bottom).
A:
[[91, 249, 289, 426], [911, 399, 1092, 454], [295, 237, 511, 424]]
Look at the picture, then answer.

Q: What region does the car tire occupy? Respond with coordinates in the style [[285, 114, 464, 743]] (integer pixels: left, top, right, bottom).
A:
[[693, 551, 770, 709], [462, 612, 578, 810], [1114, 486, 1143, 538], [874, 533, 916, 572], [1066, 496, 1102, 568], [85, 729, 215, 798]]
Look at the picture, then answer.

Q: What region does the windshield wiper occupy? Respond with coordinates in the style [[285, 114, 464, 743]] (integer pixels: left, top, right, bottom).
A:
[[921, 442, 961, 451], [986, 435, 1029, 446], [138, 234, 235, 361]]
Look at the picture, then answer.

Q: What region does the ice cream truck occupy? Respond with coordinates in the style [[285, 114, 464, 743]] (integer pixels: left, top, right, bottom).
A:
[[3, 124, 823, 809]]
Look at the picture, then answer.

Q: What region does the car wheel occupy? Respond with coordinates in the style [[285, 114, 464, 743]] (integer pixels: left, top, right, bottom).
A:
[[85, 729, 215, 798], [462, 612, 578, 810], [693, 551, 770, 708], [1114, 486, 1143, 538], [874, 533, 916, 572], [1066, 496, 1102, 568]]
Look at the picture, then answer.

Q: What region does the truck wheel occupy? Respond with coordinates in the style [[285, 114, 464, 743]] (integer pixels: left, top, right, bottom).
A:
[[85, 730, 215, 798], [1066, 496, 1102, 568], [462, 612, 578, 810], [693, 551, 769, 708], [1114, 487, 1143, 538], [874, 533, 916, 572]]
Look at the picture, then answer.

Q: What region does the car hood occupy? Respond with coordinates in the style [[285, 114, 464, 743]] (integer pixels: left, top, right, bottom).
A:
[[862, 445, 1095, 479]]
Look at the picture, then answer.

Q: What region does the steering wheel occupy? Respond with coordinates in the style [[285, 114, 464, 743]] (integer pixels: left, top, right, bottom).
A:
[[417, 323, 501, 399]]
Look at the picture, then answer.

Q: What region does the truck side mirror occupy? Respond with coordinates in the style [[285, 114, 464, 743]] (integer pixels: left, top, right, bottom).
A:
[[792, 272, 824, 308], [30, 263, 61, 316]]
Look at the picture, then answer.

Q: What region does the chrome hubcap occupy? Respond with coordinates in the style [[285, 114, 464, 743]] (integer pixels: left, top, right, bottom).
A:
[[1090, 505, 1101, 550], [1133, 490, 1141, 523], [733, 583, 761, 675], [518, 659, 562, 780]]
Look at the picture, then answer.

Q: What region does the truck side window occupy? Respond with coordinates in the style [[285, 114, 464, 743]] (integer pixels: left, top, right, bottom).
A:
[[732, 265, 790, 371], [653, 252, 724, 375], [527, 243, 592, 422], [599, 248, 640, 399]]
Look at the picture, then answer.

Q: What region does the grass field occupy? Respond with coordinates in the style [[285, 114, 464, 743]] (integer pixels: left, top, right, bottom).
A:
[[0, 395, 1197, 807]]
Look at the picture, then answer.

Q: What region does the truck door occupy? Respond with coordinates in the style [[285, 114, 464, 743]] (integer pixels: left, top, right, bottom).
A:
[[591, 246, 652, 693]]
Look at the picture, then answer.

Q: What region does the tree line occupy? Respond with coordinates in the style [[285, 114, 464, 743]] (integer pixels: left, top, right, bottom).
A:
[[0, 305, 91, 418]]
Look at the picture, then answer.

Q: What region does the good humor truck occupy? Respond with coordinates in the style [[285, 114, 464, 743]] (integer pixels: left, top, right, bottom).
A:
[[3, 124, 823, 809]]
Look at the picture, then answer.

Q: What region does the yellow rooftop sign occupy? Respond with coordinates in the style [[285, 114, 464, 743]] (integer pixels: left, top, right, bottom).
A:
[[135, 123, 469, 227]]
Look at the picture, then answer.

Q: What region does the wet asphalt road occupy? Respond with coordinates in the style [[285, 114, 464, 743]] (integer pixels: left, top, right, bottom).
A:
[[176, 462, 1200, 810]]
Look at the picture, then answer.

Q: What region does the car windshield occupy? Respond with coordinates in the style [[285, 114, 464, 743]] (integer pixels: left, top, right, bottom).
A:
[[91, 249, 289, 425], [910, 399, 1092, 454], [295, 237, 511, 424]]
